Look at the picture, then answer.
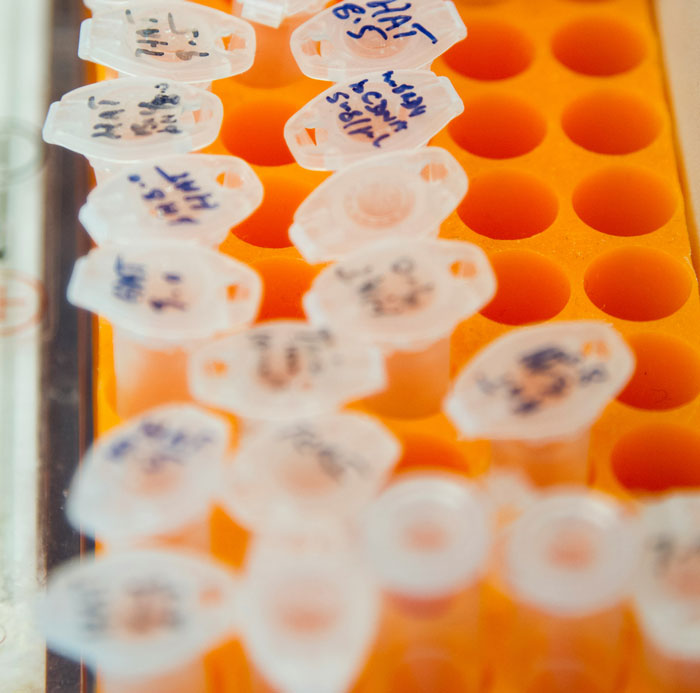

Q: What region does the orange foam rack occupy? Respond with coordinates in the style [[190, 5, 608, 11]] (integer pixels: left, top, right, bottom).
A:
[[92, 0, 700, 690]]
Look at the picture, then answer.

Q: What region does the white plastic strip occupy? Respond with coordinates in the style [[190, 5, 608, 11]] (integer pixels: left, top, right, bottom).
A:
[[0, 0, 49, 689]]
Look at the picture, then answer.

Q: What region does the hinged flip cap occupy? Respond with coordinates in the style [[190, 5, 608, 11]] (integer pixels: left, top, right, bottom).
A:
[[67, 242, 262, 346], [446, 321, 635, 442], [284, 69, 462, 170], [38, 550, 238, 678], [79, 3, 255, 83], [290, 147, 467, 262], [188, 320, 386, 420], [291, 0, 466, 81], [43, 79, 223, 162], [80, 154, 263, 247], [66, 404, 229, 544], [222, 413, 400, 531], [304, 238, 495, 351]]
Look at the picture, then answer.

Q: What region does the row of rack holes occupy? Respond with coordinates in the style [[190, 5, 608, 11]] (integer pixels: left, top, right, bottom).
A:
[[458, 166, 676, 240], [481, 246, 693, 323], [217, 92, 663, 172], [249, 246, 693, 340], [392, 425, 700, 497], [444, 16, 646, 80], [448, 90, 662, 159]]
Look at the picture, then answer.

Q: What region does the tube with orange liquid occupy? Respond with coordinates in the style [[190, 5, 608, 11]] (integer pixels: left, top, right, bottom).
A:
[[303, 238, 495, 419], [240, 532, 380, 693], [446, 321, 635, 486], [360, 472, 491, 693], [498, 489, 641, 693]]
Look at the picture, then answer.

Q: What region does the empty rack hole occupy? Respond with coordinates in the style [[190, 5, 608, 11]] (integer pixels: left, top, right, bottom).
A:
[[458, 169, 558, 240], [584, 247, 692, 321], [562, 90, 661, 155], [572, 166, 675, 237], [442, 18, 534, 81], [552, 16, 646, 76], [253, 256, 320, 322], [231, 172, 316, 248], [448, 93, 546, 159], [612, 424, 700, 493], [480, 250, 570, 325], [221, 99, 297, 166], [617, 333, 700, 410]]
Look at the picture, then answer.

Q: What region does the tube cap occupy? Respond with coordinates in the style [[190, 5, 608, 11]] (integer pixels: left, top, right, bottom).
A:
[[38, 550, 238, 678], [66, 404, 229, 544], [364, 472, 491, 598], [188, 320, 386, 420], [79, 3, 255, 83], [241, 536, 379, 693], [79, 154, 263, 247], [290, 147, 467, 263], [445, 321, 635, 442], [222, 412, 400, 531], [43, 79, 223, 163], [291, 0, 466, 81], [304, 238, 495, 351], [505, 490, 640, 616], [67, 242, 262, 346], [635, 493, 700, 659], [284, 69, 462, 170]]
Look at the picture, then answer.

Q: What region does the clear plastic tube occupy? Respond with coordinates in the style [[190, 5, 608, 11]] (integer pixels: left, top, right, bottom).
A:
[[446, 321, 635, 487], [489, 429, 592, 487], [362, 473, 491, 692], [240, 534, 379, 693], [499, 490, 641, 692], [67, 242, 263, 418], [304, 239, 495, 420]]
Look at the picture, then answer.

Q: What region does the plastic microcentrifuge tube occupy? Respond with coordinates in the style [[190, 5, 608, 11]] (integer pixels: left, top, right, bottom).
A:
[[38, 549, 238, 693], [188, 320, 386, 422], [221, 412, 400, 534], [42, 78, 223, 181], [500, 489, 641, 693], [79, 154, 263, 247], [240, 534, 380, 693], [445, 321, 635, 486], [79, 3, 256, 84], [284, 69, 463, 170], [304, 238, 495, 419], [67, 242, 262, 418], [290, 0, 466, 82], [634, 493, 700, 692], [234, 0, 324, 29], [289, 147, 467, 263], [362, 472, 491, 692], [66, 404, 229, 552]]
